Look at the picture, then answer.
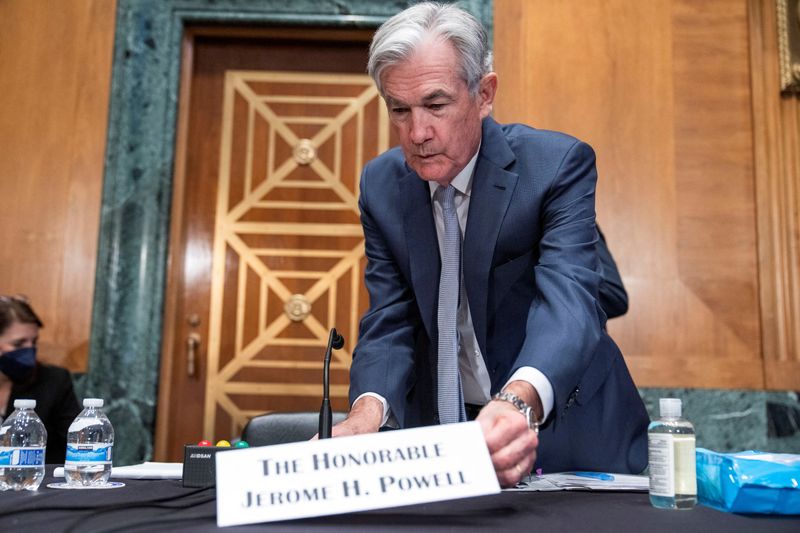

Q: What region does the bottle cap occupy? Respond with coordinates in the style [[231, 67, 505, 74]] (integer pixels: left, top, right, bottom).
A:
[[659, 398, 682, 418], [14, 399, 36, 409], [83, 398, 104, 408]]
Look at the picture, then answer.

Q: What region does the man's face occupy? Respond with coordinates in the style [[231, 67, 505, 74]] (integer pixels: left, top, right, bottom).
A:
[[381, 39, 497, 186]]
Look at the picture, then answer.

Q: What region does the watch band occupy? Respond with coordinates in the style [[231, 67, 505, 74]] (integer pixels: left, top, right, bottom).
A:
[[492, 391, 541, 433]]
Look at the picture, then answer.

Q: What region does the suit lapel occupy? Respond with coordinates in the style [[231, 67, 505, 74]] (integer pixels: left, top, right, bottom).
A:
[[400, 170, 439, 338], [463, 118, 518, 356]]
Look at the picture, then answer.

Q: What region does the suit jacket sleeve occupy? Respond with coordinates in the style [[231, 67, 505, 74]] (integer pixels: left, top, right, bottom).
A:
[[508, 139, 606, 419], [348, 161, 419, 424], [596, 227, 628, 319]]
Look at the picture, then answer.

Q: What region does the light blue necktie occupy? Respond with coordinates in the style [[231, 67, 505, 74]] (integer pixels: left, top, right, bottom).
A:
[[435, 185, 466, 424]]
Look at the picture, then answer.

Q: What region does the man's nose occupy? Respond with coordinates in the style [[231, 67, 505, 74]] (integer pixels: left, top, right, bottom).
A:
[[408, 110, 432, 145]]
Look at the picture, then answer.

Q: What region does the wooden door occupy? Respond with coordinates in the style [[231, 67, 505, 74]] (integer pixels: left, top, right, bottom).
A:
[[156, 27, 392, 461]]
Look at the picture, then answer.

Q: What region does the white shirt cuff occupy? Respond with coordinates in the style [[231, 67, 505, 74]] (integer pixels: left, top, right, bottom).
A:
[[505, 367, 554, 422]]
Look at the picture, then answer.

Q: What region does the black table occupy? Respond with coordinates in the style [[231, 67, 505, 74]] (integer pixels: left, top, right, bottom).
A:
[[1, 469, 797, 533]]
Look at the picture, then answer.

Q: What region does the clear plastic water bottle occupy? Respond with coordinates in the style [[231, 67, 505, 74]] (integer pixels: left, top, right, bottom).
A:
[[0, 399, 47, 491], [648, 397, 697, 509], [64, 398, 115, 486]]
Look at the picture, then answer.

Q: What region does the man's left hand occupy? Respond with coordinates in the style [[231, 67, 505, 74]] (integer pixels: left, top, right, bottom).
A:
[[476, 384, 540, 488]]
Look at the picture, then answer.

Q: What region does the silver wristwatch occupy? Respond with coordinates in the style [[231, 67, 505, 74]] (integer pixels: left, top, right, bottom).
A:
[[492, 391, 540, 433]]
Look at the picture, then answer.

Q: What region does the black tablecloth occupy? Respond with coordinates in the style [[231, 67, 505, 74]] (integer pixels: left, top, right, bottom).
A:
[[1, 468, 797, 533]]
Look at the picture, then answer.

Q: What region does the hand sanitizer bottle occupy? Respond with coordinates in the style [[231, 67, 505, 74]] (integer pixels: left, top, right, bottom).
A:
[[648, 397, 696, 509]]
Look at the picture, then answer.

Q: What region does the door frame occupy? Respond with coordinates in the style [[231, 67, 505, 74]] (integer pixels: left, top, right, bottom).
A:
[[156, 24, 381, 460], [88, 0, 491, 465]]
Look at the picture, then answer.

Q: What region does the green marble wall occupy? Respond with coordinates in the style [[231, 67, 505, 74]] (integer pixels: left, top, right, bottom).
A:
[[87, 0, 491, 465], [640, 389, 800, 454]]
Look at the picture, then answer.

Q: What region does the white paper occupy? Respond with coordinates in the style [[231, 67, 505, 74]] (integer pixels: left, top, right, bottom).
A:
[[53, 461, 182, 480], [507, 472, 649, 492], [216, 422, 499, 527]]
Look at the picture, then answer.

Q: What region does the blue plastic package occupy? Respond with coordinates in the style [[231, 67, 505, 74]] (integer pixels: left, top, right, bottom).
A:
[[696, 448, 800, 514]]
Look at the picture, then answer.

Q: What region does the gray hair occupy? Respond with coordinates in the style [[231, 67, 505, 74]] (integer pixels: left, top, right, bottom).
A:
[[368, 2, 493, 96]]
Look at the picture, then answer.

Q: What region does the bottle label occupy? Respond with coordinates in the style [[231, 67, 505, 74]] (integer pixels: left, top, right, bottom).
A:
[[648, 433, 696, 497], [648, 434, 674, 496], [65, 443, 113, 465], [0, 447, 45, 467], [673, 435, 697, 495]]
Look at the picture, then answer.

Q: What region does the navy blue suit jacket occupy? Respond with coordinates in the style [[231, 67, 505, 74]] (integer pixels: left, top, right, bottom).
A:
[[350, 117, 649, 473]]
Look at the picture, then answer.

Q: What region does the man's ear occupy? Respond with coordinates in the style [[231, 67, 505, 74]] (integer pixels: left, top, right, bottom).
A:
[[478, 72, 498, 118]]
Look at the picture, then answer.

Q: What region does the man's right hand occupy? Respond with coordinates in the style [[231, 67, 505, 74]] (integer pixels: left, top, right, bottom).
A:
[[331, 395, 383, 437]]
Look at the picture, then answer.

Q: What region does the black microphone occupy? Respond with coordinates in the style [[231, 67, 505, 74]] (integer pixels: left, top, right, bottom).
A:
[[319, 328, 344, 439]]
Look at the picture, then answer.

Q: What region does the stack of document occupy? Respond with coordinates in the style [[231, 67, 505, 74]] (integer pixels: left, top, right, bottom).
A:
[[508, 471, 649, 492]]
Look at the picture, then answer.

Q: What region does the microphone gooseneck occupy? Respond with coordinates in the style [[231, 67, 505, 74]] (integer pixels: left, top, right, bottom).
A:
[[319, 328, 344, 439]]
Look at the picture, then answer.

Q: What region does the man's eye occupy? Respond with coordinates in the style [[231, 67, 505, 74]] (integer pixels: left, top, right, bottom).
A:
[[391, 107, 409, 114], [428, 103, 445, 111]]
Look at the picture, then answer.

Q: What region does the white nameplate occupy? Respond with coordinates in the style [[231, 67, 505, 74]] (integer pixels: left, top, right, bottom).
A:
[[215, 421, 499, 527]]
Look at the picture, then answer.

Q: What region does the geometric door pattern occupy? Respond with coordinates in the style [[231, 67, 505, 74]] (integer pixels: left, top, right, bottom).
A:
[[204, 71, 390, 438]]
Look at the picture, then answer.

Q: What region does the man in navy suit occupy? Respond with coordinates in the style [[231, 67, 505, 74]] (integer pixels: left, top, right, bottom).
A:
[[333, 2, 649, 487]]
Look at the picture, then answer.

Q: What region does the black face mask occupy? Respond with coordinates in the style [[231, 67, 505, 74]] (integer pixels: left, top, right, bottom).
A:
[[0, 346, 36, 383]]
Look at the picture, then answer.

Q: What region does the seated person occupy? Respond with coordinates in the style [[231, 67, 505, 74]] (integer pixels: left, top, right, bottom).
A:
[[0, 295, 81, 464]]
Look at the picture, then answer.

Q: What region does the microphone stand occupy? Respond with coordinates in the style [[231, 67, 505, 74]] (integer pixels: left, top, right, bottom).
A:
[[319, 328, 344, 439]]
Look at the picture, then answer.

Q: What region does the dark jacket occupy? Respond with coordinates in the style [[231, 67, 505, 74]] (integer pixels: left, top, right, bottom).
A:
[[4, 363, 81, 464]]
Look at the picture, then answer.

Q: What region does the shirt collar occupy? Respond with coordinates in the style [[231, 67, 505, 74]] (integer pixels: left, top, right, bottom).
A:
[[428, 142, 481, 199]]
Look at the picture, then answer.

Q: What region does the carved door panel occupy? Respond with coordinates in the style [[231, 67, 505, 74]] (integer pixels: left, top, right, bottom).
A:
[[156, 29, 392, 460]]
